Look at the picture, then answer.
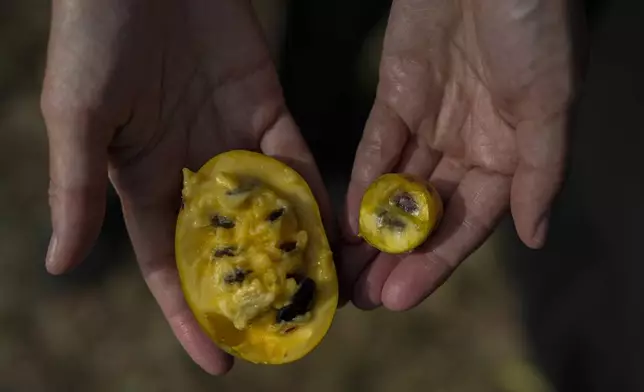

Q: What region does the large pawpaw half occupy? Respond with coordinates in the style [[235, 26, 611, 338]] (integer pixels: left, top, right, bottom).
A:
[[175, 150, 338, 364]]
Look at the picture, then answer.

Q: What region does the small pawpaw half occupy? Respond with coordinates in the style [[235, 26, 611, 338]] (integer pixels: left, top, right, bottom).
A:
[[175, 150, 338, 365], [358, 173, 443, 254]]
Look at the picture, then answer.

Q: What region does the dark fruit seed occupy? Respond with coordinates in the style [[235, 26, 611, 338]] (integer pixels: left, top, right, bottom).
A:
[[223, 267, 249, 284], [211, 214, 235, 229], [279, 241, 297, 253], [376, 211, 406, 231], [276, 277, 316, 323], [214, 246, 236, 258], [283, 326, 298, 334], [267, 208, 285, 222], [392, 192, 419, 214], [386, 217, 406, 230]]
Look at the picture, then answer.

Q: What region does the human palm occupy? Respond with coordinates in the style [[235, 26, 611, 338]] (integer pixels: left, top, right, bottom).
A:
[[42, 0, 331, 374], [343, 0, 577, 310]]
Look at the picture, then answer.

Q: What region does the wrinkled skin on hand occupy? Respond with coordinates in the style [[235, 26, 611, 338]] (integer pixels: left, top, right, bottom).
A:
[[342, 0, 580, 311], [42, 0, 332, 375]]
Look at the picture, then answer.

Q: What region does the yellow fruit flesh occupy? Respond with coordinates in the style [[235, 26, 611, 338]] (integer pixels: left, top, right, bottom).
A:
[[359, 173, 443, 254], [175, 150, 337, 364]]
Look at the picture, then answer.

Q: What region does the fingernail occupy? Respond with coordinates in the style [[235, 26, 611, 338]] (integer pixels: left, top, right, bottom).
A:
[[340, 209, 361, 244], [45, 234, 58, 270], [348, 209, 358, 235], [533, 215, 549, 248], [345, 187, 363, 238]]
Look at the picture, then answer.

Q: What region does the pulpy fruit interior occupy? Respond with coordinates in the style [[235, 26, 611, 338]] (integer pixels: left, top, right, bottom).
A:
[[359, 173, 443, 254], [175, 150, 337, 364]]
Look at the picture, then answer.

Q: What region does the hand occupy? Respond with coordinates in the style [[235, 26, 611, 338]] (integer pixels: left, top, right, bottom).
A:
[[42, 0, 332, 375], [341, 0, 578, 310]]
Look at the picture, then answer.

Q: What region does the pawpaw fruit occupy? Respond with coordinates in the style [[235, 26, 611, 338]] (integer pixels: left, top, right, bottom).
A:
[[175, 150, 338, 364], [358, 173, 443, 254]]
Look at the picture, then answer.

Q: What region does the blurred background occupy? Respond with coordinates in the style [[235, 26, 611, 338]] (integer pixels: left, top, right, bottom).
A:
[[2, 0, 642, 391]]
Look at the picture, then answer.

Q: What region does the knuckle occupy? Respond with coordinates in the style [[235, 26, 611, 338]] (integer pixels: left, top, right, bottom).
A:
[[461, 214, 493, 239], [424, 247, 454, 270], [40, 83, 97, 131], [48, 176, 106, 206], [40, 87, 77, 127], [40, 87, 59, 122], [47, 178, 62, 207]]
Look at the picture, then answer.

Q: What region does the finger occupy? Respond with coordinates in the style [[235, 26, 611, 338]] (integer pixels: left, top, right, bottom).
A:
[[343, 100, 409, 239], [41, 0, 121, 274], [469, 0, 572, 248], [260, 112, 336, 244], [511, 116, 567, 249], [338, 242, 379, 305], [394, 134, 442, 179], [112, 143, 233, 375], [338, 100, 408, 303], [428, 155, 469, 200], [381, 169, 511, 311], [340, 132, 429, 303], [42, 112, 109, 274], [120, 197, 233, 375], [257, 111, 346, 305], [352, 253, 400, 310]]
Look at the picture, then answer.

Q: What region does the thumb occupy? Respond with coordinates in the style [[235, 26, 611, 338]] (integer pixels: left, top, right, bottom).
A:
[[343, 100, 409, 240], [338, 100, 408, 301], [511, 115, 568, 249], [43, 103, 110, 274]]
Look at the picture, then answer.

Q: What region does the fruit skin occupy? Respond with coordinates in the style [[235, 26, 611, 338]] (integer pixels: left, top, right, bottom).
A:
[[175, 150, 338, 365], [358, 173, 443, 254]]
